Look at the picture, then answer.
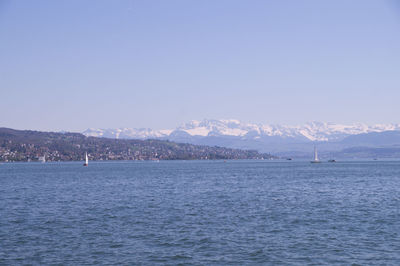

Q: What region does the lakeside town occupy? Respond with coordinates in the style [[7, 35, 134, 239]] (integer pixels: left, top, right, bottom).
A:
[[0, 128, 273, 162]]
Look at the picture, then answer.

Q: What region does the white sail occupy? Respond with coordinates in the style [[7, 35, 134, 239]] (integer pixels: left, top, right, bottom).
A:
[[85, 152, 88, 165], [311, 146, 320, 163], [314, 146, 318, 161]]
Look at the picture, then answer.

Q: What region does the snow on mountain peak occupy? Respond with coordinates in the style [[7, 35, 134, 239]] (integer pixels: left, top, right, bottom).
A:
[[83, 127, 170, 139], [83, 119, 400, 141]]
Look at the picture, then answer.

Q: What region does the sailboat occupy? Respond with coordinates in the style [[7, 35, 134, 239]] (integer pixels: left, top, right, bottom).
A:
[[310, 146, 321, 163], [83, 152, 88, 166], [39, 155, 46, 163]]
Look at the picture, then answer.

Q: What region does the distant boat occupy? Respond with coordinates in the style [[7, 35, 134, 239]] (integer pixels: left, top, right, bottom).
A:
[[310, 146, 321, 163], [286, 158, 292, 161], [83, 152, 88, 166], [39, 155, 46, 163], [328, 159, 336, 163]]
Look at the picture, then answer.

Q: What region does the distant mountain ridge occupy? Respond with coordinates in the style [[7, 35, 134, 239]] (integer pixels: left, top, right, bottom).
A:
[[83, 119, 400, 158], [83, 119, 400, 142]]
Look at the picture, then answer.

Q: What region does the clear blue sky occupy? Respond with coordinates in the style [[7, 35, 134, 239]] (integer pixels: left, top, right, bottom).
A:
[[1, 0, 399, 131]]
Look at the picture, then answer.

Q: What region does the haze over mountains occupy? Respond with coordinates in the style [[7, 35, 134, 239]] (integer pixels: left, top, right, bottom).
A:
[[83, 119, 400, 159]]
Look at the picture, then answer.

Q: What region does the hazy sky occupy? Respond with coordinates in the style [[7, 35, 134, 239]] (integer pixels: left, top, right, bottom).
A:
[[1, 0, 399, 131]]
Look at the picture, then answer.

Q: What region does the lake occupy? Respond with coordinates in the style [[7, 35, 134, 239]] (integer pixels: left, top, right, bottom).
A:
[[1, 160, 400, 265]]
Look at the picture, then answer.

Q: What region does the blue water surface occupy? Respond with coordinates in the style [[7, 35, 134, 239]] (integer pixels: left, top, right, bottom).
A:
[[1, 160, 400, 265]]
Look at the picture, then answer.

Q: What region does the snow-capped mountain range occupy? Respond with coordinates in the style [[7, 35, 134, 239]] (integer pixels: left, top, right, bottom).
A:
[[83, 119, 400, 142]]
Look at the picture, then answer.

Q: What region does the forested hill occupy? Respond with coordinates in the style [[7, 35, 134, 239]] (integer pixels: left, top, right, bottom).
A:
[[0, 128, 273, 162]]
